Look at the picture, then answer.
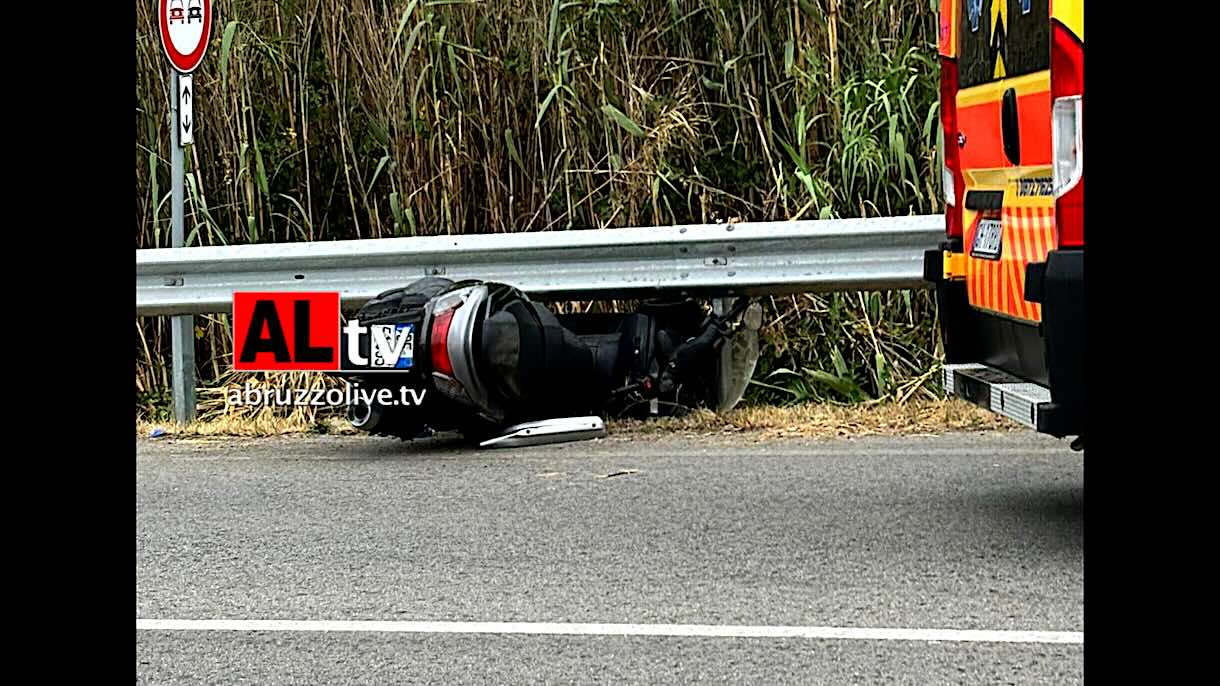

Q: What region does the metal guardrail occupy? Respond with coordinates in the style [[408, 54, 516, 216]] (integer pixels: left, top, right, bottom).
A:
[[137, 215, 943, 422], [136, 215, 942, 316]]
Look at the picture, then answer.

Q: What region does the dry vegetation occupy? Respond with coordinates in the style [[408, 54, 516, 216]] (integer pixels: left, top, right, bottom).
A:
[[136, 0, 946, 421]]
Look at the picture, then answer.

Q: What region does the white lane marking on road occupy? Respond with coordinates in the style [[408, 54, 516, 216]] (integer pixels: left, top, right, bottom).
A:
[[136, 620, 1082, 644]]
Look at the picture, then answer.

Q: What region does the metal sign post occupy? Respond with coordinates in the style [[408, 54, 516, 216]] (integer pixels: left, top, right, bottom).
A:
[[169, 70, 196, 424], [159, 0, 211, 424]]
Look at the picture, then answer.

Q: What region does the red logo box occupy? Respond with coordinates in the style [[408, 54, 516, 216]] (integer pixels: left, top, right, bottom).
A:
[[233, 292, 340, 371]]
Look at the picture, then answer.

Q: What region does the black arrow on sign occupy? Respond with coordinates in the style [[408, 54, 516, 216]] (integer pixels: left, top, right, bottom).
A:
[[182, 85, 191, 105], [182, 115, 192, 133]]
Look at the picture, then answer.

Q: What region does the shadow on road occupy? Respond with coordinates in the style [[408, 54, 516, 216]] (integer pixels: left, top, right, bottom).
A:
[[962, 484, 1083, 552]]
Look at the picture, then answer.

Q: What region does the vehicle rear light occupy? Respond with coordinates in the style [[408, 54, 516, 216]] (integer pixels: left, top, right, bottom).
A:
[[430, 305, 457, 376], [940, 57, 964, 239], [1051, 20, 1084, 248], [1052, 96, 1082, 197], [941, 127, 955, 208]]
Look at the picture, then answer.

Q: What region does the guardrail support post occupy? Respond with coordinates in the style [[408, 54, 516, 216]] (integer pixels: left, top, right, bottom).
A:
[[170, 70, 196, 424]]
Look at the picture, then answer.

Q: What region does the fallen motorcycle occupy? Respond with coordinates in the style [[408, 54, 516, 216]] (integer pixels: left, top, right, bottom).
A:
[[332, 277, 762, 446]]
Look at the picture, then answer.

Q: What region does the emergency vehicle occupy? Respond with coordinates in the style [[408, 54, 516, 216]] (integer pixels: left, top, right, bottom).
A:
[[923, 0, 1084, 448]]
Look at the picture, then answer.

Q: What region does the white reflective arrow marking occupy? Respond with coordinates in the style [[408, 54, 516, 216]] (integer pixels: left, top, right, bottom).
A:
[[179, 75, 194, 146]]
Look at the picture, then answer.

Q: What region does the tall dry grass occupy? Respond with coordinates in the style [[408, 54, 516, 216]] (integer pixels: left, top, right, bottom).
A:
[[135, 0, 944, 420]]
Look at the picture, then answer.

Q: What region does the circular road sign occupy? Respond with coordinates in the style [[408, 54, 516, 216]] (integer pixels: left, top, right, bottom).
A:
[[159, 0, 212, 73]]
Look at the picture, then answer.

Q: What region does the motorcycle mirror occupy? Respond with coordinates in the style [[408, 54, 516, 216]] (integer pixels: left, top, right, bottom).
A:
[[478, 416, 607, 449]]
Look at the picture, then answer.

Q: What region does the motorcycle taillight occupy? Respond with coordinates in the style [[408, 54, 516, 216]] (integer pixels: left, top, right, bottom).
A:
[[430, 305, 457, 376]]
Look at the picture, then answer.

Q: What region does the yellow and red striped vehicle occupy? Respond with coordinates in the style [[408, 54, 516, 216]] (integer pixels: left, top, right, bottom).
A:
[[924, 0, 1084, 444]]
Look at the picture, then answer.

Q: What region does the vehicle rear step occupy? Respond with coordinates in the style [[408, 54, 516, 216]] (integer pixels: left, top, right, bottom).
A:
[[943, 363, 1052, 431]]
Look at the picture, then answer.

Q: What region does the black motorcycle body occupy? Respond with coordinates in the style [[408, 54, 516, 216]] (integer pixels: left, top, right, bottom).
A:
[[335, 277, 758, 442]]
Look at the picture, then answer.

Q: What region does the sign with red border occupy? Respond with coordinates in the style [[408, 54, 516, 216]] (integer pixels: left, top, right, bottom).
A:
[[158, 0, 212, 73]]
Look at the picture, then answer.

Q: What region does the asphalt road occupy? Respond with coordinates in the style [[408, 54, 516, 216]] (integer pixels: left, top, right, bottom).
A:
[[136, 430, 1083, 684]]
